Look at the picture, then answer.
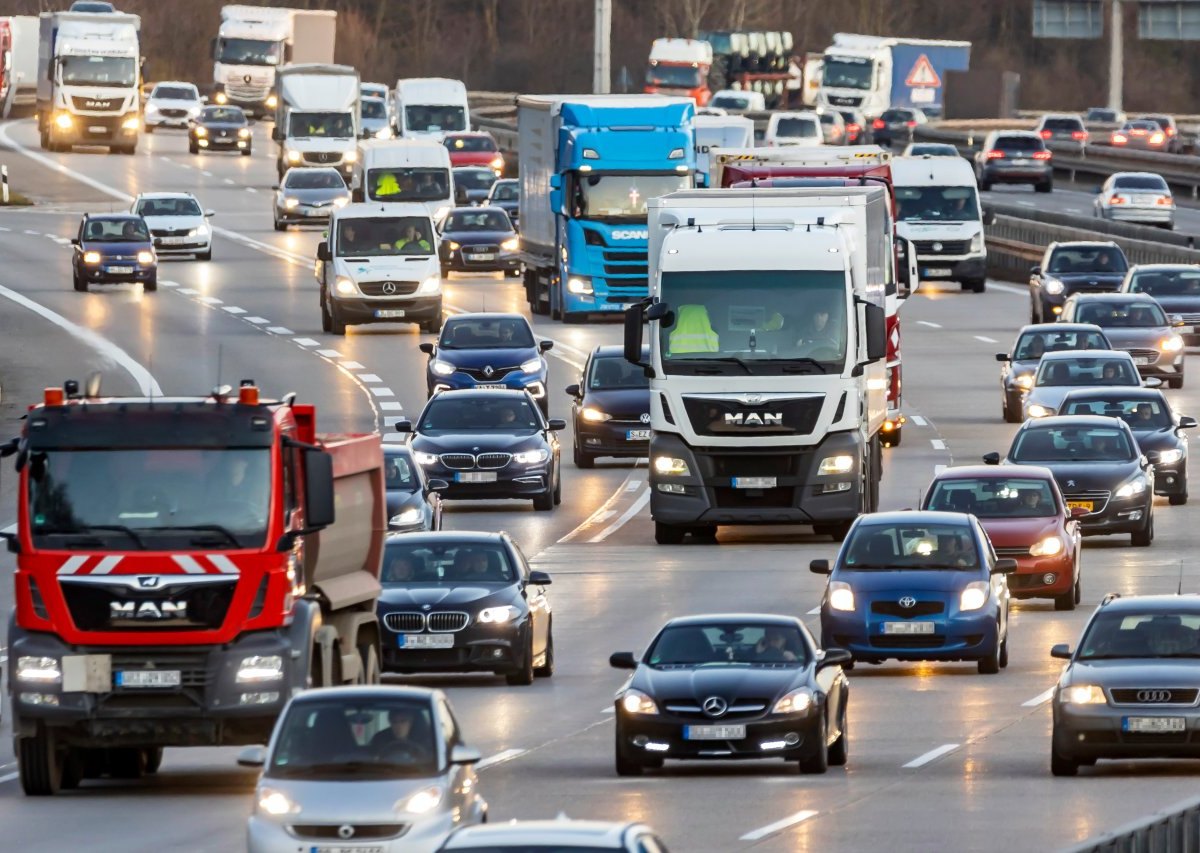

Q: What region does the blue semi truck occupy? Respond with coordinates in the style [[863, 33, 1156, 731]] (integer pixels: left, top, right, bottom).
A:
[[516, 95, 696, 322], [816, 34, 970, 119]]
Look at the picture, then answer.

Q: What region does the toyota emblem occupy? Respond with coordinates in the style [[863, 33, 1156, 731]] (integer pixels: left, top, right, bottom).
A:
[[898, 596, 917, 609], [337, 825, 356, 840], [1137, 689, 1172, 703], [381, 281, 397, 295], [701, 696, 728, 718], [640, 413, 651, 424], [932, 242, 943, 252], [483, 365, 494, 378]]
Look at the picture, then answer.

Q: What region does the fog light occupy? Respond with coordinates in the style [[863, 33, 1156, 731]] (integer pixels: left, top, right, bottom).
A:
[[19, 692, 59, 706], [198, 139, 209, 147], [783, 732, 801, 745], [820, 482, 851, 493], [760, 740, 787, 751], [237, 141, 247, 148], [632, 735, 649, 747], [1042, 573, 1057, 585], [657, 483, 687, 495], [239, 691, 280, 705]]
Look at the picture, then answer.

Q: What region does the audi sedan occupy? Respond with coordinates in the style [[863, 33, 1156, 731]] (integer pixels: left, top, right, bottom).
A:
[[814, 511, 1016, 673], [398, 389, 563, 511], [385, 445, 445, 533], [272, 167, 351, 230], [1051, 595, 1200, 776], [995, 323, 1111, 423], [1121, 264, 1200, 345], [421, 313, 551, 412], [376, 532, 553, 685], [566, 345, 650, 468], [610, 614, 851, 775], [1059, 293, 1185, 388], [1020, 350, 1143, 420], [437, 207, 521, 276]]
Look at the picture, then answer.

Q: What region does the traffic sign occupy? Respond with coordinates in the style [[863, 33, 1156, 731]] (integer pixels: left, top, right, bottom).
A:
[[905, 55, 942, 88]]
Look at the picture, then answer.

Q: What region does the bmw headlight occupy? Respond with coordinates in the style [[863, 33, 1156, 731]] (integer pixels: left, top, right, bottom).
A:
[[1029, 536, 1064, 557], [1043, 277, 1064, 296], [1027, 404, 1054, 418], [389, 507, 423, 526], [1114, 475, 1148, 499], [620, 688, 658, 715], [1014, 373, 1034, 390], [1061, 684, 1106, 705], [828, 581, 855, 612], [257, 787, 299, 816], [413, 451, 439, 466], [501, 237, 520, 251], [959, 581, 989, 612], [477, 605, 517, 624], [335, 276, 357, 295], [1158, 448, 1184, 465], [520, 357, 542, 373], [430, 359, 456, 376], [772, 688, 813, 714], [513, 448, 549, 465], [582, 407, 611, 423], [653, 456, 690, 476], [400, 786, 443, 814]]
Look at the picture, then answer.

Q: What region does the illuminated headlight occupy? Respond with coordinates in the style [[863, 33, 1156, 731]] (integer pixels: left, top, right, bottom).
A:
[[187, 105, 201, 117], [286, 149, 302, 164], [375, 127, 393, 139], [567, 276, 593, 295], [430, 359, 456, 376], [284, 197, 300, 209], [420, 275, 441, 294], [513, 448, 549, 465], [414, 451, 439, 466], [1029, 536, 1063, 557], [400, 786, 443, 814], [122, 116, 140, 131], [344, 151, 358, 163], [828, 581, 855, 612], [334, 196, 350, 208], [668, 147, 686, 159], [335, 276, 357, 295], [477, 604, 518, 623], [818, 455, 854, 475], [1161, 335, 1184, 352], [136, 251, 155, 265], [214, 91, 228, 105], [257, 787, 299, 816], [1014, 373, 1034, 390], [237, 127, 250, 139], [1114, 476, 1148, 499], [520, 357, 542, 373], [236, 655, 283, 683], [390, 507, 422, 525], [83, 251, 102, 264], [54, 112, 73, 129], [490, 156, 504, 170], [17, 656, 61, 683], [1061, 684, 1106, 705], [1158, 449, 1184, 465], [1027, 404, 1054, 418], [970, 231, 985, 253], [145, 103, 160, 114], [1042, 277, 1064, 296], [959, 581, 989, 612], [194, 126, 208, 137], [772, 688, 813, 714], [447, 241, 461, 252], [620, 688, 658, 715], [501, 237, 520, 252], [582, 407, 611, 423], [653, 456, 690, 476], [265, 94, 278, 109]]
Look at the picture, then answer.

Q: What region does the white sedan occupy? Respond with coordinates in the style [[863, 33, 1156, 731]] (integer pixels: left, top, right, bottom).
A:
[[131, 192, 214, 261], [143, 81, 204, 131], [1094, 172, 1175, 230]]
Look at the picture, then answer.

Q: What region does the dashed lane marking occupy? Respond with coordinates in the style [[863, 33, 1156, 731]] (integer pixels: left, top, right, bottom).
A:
[[293, 338, 320, 347], [223, 306, 246, 314], [475, 748, 525, 771], [245, 317, 270, 324], [931, 439, 947, 450], [903, 743, 959, 768], [370, 387, 396, 397], [917, 320, 942, 328], [909, 415, 928, 426], [358, 373, 382, 383], [266, 326, 293, 335], [740, 811, 819, 842], [974, 335, 998, 343]]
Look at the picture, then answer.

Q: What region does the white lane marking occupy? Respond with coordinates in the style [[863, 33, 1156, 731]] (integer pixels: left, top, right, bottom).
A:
[[266, 326, 293, 335], [245, 187, 257, 194], [931, 439, 946, 450], [358, 373, 382, 383], [382, 433, 406, 443], [917, 320, 942, 328], [475, 748, 525, 771], [739, 810, 819, 842], [293, 337, 320, 347], [0, 772, 17, 784], [246, 317, 269, 324], [341, 360, 364, 370], [909, 415, 928, 426], [903, 743, 959, 768], [589, 487, 650, 544], [383, 416, 404, 427], [591, 509, 616, 523], [1064, 207, 1081, 213], [625, 479, 643, 492], [161, 281, 179, 287], [988, 282, 1028, 297], [974, 335, 998, 343], [223, 178, 235, 185], [0, 226, 9, 231], [178, 288, 199, 295], [198, 296, 223, 305], [1017, 201, 1034, 207], [316, 348, 342, 358], [1023, 687, 1056, 707], [23, 229, 38, 235], [371, 387, 396, 397], [806, 606, 821, 615], [379, 401, 403, 411], [201, 170, 213, 177], [223, 306, 246, 314], [0, 282, 162, 396], [601, 706, 615, 714]]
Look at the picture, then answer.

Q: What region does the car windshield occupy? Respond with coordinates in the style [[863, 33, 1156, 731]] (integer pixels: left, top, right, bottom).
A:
[[1127, 268, 1200, 296], [1061, 396, 1173, 428], [994, 135, 1043, 152], [1046, 246, 1128, 274], [1010, 425, 1135, 462], [659, 270, 848, 375], [337, 217, 433, 257], [927, 478, 1057, 519], [490, 182, 518, 201], [288, 111, 354, 138], [775, 117, 819, 138], [381, 542, 516, 584], [268, 698, 438, 780], [1112, 175, 1169, 191], [895, 186, 980, 223], [822, 57, 873, 90], [646, 64, 705, 88], [1035, 357, 1139, 387], [1014, 329, 1109, 359], [711, 94, 752, 110], [417, 397, 541, 433], [361, 98, 387, 119], [1074, 301, 1167, 328], [214, 36, 281, 66], [367, 168, 449, 202], [842, 522, 980, 569], [439, 317, 534, 349], [444, 211, 511, 232], [445, 135, 496, 153], [384, 453, 419, 491], [136, 197, 202, 217], [1078, 611, 1200, 660], [202, 107, 245, 124], [647, 622, 809, 666], [83, 219, 151, 242], [61, 55, 137, 88], [405, 104, 467, 133], [152, 86, 197, 101], [286, 170, 346, 190], [28, 448, 270, 549], [455, 169, 496, 190], [588, 356, 649, 390], [574, 173, 692, 221]]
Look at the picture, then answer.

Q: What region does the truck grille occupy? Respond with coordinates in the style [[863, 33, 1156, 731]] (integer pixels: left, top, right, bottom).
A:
[[303, 151, 343, 165], [914, 239, 970, 255], [358, 280, 420, 297], [61, 577, 236, 632], [682, 395, 823, 437], [226, 84, 269, 101], [871, 601, 945, 617], [70, 96, 123, 112]]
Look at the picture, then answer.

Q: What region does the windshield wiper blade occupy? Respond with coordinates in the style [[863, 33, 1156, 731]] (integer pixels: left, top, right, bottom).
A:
[[777, 357, 828, 374], [73, 525, 149, 549], [695, 357, 753, 374], [166, 524, 242, 547]]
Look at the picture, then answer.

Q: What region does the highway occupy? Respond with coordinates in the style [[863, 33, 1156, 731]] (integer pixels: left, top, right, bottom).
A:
[[984, 179, 1200, 236], [2, 117, 1200, 852]]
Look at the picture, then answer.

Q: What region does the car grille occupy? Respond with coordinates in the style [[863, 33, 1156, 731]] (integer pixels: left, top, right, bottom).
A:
[[662, 698, 770, 720], [159, 108, 188, 119], [382, 612, 425, 632], [428, 611, 469, 632], [459, 365, 519, 381], [303, 151, 343, 165], [382, 611, 470, 632], [868, 635, 945, 649], [1063, 489, 1111, 515], [290, 824, 407, 841], [913, 239, 971, 255], [871, 601, 945, 617], [827, 95, 863, 107], [71, 96, 123, 112], [1123, 348, 1160, 364], [1110, 688, 1199, 706], [151, 228, 191, 238], [463, 244, 499, 257], [476, 452, 512, 470], [358, 280, 420, 297], [439, 453, 476, 470]]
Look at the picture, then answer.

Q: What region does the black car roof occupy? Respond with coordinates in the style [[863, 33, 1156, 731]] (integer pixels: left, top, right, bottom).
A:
[[662, 613, 805, 628], [1021, 414, 1132, 429]]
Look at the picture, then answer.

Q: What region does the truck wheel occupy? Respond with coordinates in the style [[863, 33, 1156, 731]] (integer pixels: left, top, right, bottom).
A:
[[654, 521, 686, 545], [18, 726, 64, 795], [143, 747, 164, 774], [359, 642, 380, 685], [966, 278, 986, 294], [420, 315, 441, 334]]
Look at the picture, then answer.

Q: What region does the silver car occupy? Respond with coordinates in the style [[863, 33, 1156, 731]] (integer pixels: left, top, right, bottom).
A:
[[273, 167, 351, 231], [1022, 350, 1143, 420], [242, 686, 487, 853], [1094, 172, 1174, 229]]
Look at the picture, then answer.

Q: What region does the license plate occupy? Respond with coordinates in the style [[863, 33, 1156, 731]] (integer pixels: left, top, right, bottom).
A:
[[1067, 500, 1094, 513], [733, 476, 775, 489], [475, 384, 506, 390], [923, 268, 953, 278], [161, 236, 187, 245], [399, 634, 454, 649], [311, 847, 384, 853], [115, 670, 181, 688], [684, 724, 746, 740], [88, 125, 106, 133], [883, 622, 935, 635], [1133, 356, 1151, 365], [1124, 716, 1186, 733], [457, 471, 497, 483], [107, 265, 134, 274], [1012, 158, 1030, 166], [627, 429, 650, 440], [304, 208, 328, 217], [469, 253, 496, 261], [374, 309, 406, 318]]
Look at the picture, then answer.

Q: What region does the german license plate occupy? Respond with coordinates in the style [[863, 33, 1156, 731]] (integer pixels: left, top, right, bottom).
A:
[[304, 208, 328, 217], [311, 847, 384, 853], [115, 670, 181, 688], [108, 265, 134, 274], [923, 268, 952, 278], [1124, 716, 1185, 734], [399, 634, 454, 649], [1133, 356, 1151, 365], [883, 622, 935, 635], [684, 724, 746, 740], [627, 429, 650, 440], [457, 471, 497, 483], [374, 309, 405, 318], [470, 253, 496, 261], [1066, 500, 1094, 513], [161, 236, 187, 245], [475, 384, 506, 390], [733, 476, 775, 489], [89, 125, 106, 133], [1012, 158, 1029, 166]]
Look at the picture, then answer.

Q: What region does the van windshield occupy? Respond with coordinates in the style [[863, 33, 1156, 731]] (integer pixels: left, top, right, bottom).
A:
[[896, 186, 980, 223], [367, 168, 449, 202], [404, 105, 466, 133]]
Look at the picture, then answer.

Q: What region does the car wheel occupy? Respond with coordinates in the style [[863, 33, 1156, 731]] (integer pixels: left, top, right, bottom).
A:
[[73, 269, 87, 293], [1170, 490, 1188, 506], [1054, 586, 1076, 611], [553, 467, 562, 505], [1168, 375, 1184, 389], [534, 622, 555, 678], [998, 633, 1009, 668], [827, 709, 848, 767], [1075, 573, 1082, 605], [967, 278, 986, 294], [573, 440, 595, 468], [1131, 512, 1154, 547], [980, 179, 992, 192], [532, 486, 554, 512], [654, 521, 686, 545], [1051, 743, 1079, 777], [504, 634, 535, 686], [798, 717, 829, 774], [614, 728, 644, 777], [197, 249, 212, 262], [978, 632, 1001, 674], [144, 275, 157, 293], [1036, 179, 1053, 193], [241, 148, 252, 157], [273, 217, 285, 232]]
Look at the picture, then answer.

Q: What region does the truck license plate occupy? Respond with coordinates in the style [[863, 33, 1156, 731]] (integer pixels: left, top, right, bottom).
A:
[[883, 622, 935, 635], [1124, 716, 1185, 733], [626, 429, 650, 441], [399, 634, 454, 649], [733, 476, 775, 489], [115, 670, 181, 688], [457, 471, 497, 483], [374, 309, 405, 318], [684, 724, 746, 740]]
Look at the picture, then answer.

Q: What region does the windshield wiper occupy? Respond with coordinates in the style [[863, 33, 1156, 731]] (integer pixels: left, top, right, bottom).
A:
[[776, 357, 828, 375], [685, 356, 753, 375], [60, 525, 149, 549], [166, 524, 243, 547]]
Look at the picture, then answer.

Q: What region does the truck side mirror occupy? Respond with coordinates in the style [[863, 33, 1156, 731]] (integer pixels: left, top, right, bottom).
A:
[[903, 239, 919, 297], [624, 303, 649, 370], [864, 303, 886, 362], [210, 37, 218, 60], [303, 449, 335, 529], [317, 241, 331, 262], [271, 127, 284, 142]]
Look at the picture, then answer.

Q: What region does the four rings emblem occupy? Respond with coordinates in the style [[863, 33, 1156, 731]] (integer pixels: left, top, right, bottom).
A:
[[381, 281, 397, 295], [1137, 689, 1173, 703], [899, 596, 917, 609], [337, 825, 356, 840], [702, 696, 728, 718]]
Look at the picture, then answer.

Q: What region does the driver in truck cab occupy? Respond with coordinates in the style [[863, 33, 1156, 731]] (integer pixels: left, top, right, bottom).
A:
[[667, 305, 719, 355]]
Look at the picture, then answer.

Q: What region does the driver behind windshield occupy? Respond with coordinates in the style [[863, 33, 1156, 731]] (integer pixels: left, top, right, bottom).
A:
[[370, 707, 427, 756]]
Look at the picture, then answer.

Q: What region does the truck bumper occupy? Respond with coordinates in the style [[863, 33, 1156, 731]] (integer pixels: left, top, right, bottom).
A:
[[648, 431, 865, 526], [49, 114, 138, 146]]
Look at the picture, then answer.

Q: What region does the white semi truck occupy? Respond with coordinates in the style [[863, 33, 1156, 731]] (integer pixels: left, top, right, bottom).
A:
[[212, 5, 336, 117], [624, 187, 889, 544], [36, 11, 141, 154], [273, 63, 360, 181]]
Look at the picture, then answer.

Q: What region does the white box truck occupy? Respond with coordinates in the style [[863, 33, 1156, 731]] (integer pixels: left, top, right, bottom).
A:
[[394, 78, 469, 139], [6, 16, 39, 113], [273, 63, 360, 181]]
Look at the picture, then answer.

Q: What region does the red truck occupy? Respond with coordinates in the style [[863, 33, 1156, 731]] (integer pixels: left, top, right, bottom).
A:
[[4, 379, 387, 795], [712, 146, 919, 446]]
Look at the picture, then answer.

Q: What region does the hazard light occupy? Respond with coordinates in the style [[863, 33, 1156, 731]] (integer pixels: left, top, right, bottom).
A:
[[239, 384, 260, 405], [43, 387, 64, 406]]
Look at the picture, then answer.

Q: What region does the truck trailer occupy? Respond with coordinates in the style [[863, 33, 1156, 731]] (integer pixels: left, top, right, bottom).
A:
[[817, 34, 970, 119]]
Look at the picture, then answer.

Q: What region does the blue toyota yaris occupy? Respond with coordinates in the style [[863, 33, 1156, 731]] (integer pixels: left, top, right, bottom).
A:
[[420, 312, 552, 414], [812, 510, 1017, 674]]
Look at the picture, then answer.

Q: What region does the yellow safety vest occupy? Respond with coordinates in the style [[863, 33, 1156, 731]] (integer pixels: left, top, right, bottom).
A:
[[668, 305, 719, 355]]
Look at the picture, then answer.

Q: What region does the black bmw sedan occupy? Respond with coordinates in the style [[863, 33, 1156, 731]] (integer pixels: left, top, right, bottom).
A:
[[398, 389, 564, 511], [437, 206, 521, 276], [376, 531, 553, 685], [609, 614, 851, 775], [566, 345, 650, 468], [384, 445, 446, 533]]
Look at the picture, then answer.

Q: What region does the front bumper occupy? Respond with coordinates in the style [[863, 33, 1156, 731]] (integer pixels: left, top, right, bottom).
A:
[[145, 114, 194, 129], [50, 114, 138, 145], [80, 261, 156, 284], [248, 809, 469, 853], [332, 294, 442, 324], [1153, 460, 1187, 496], [616, 706, 824, 762], [416, 461, 552, 501], [822, 605, 1000, 663], [276, 203, 337, 224], [196, 134, 250, 151], [1054, 703, 1200, 760], [153, 236, 211, 255], [1103, 205, 1174, 225], [443, 248, 521, 273], [1077, 495, 1152, 537], [379, 618, 526, 674], [428, 374, 546, 400], [575, 418, 651, 458], [1126, 351, 1183, 380], [1002, 553, 1077, 599], [916, 255, 986, 283]]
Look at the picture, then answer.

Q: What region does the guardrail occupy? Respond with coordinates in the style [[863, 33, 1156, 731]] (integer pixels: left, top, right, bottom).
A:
[[1061, 792, 1200, 852]]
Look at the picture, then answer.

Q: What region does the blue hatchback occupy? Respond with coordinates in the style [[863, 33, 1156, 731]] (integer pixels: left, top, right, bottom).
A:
[[812, 511, 1017, 674], [420, 313, 552, 413], [71, 213, 158, 292]]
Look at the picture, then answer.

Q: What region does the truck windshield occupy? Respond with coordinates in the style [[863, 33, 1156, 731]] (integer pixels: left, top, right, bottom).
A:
[[646, 65, 704, 88], [575, 173, 692, 222], [60, 56, 136, 88], [367, 168, 448, 202], [28, 448, 271, 550], [658, 270, 848, 375], [822, 57, 873, 91], [337, 217, 434, 256], [215, 37, 281, 66], [288, 112, 354, 138], [895, 186, 980, 222], [404, 105, 467, 133]]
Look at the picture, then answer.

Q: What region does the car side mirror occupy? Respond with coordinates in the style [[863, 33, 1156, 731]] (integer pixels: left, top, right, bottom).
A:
[[426, 478, 448, 492], [817, 648, 853, 670], [1179, 415, 1198, 429], [236, 745, 266, 768], [982, 451, 1000, 465], [992, 558, 1018, 575], [317, 241, 331, 262], [995, 352, 1010, 363], [205, 210, 215, 218], [1070, 505, 1089, 518], [564, 383, 581, 398], [419, 342, 435, 355], [982, 209, 996, 226], [1143, 377, 1162, 389], [609, 651, 638, 670], [450, 745, 481, 765], [70, 237, 80, 246], [395, 419, 413, 433], [271, 184, 280, 190], [1172, 315, 1186, 327], [1030, 265, 1041, 276], [529, 570, 552, 586], [539, 340, 553, 352], [271, 127, 283, 142], [1050, 643, 1073, 660], [302, 449, 335, 529], [547, 418, 566, 431], [809, 559, 831, 575]]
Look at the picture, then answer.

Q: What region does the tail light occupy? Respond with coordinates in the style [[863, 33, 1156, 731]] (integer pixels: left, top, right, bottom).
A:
[[1039, 129, 1053, 139], [1111, 133, 1128, 145], [1156, 195, 1174, 206], [848, 123, 860, 133], [872, 118, 885, 130], [1109, 194, 1127, 205], [906, 120, 916, 127], [985, 149, 1005, 160], [1166, 126, 1177, 137], [1150, 132, 1166, 145], [1032, 150, 1052, 161], [1071, 130, 1087, 140]]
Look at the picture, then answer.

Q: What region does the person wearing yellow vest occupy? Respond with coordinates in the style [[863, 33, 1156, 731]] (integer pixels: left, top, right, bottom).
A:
[[394, 224, 432, 253], [668, 304, 719, 355], [374, 171, 401, 198]]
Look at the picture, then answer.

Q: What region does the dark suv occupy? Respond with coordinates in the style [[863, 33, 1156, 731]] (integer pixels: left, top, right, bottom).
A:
[[975, 131, 1053, 192], [871, 107, 926, 149], [1028, 241, 1129, 324], [1035, 113, 1088, 153], [71, 214, 157, 293]]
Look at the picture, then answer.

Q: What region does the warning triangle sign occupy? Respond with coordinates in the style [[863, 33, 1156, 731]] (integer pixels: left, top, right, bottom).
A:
[[905, 54, 941, 88]]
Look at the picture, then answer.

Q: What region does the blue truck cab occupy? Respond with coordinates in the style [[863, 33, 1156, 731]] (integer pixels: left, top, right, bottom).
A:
[[517, 95, 696, 322]]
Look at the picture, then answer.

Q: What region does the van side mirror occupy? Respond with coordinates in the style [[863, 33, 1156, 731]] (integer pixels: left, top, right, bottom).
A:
[[271, 126, 284, 142], [864, 303, 886, 362], [303, 449, 335, 529], [983, 209, 996, 226], [317, 241, 331, 262], [1050, 643, 1072, 660]]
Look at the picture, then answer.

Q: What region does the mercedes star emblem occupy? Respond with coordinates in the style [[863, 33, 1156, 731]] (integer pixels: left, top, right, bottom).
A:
[[640, 413, 651, 424], [702, 696, 728, 718], [932, 242, 943, 252], [899, 596, 917, 609], [337, 825, 356, 840], [243, 74, 252, 84], [381, 281, 397, 295], [483, 365, 494, 378], [1137, 689, 1172, 703]]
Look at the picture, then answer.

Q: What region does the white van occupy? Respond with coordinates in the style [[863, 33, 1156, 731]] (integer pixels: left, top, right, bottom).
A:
[[394, 78, 469, 140], [764, 111, 823, 148], [892, 155, 990, 293], [709, 89, 766, 114], [353, 138, 454, 222], [693, 114, 754, 187]]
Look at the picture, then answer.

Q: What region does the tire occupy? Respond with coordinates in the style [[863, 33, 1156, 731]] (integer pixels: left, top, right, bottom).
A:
[[1168, 376, 1184, 389], [998, 633, 1009, 669], [1054, 587, 1077, 611], [143, 747, 164, 774], [359, 642, 381, 685], [552, 468, 562, 506], [320, 297, 333, 333], [1003, 395, 1022, 424], [273, 218, 285, 232], [241, 148, 252, 157], [1170, 492, 1188, 506], [420, 314, 441, 334], [534, 623, 555, 678], [329, 302, 347, 336], [532, 487, 554, 512], [888, 426, 902, 447], [18, 727, 63, 796], [967, 278, 986, 294], [1036, 179, 1053, 194], [980, 179, 992, 192], [798, 718, 829, 774], [978, 633, 1002, 674], [615, 729, 644, 777], [505, 634, 535, 685], [1075, 575, 1082, 605], [827, 710, 848, 767], [189, 143, 198, 155], [39, 127, 49, 150], [144, 124, 154, 134], [655, 521, 686, 545], [144, 275, 157, 292], [692, 525, 719, 543], [1051, 743, 1079, 777], [197, 249, 212, 262], [1131, 512, 1154, 547], [573, 441, 595, 468], [73, 269, 87, 293]]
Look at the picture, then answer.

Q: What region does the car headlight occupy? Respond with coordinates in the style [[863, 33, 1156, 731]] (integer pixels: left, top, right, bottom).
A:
[[122, 116, 140, 130], [828, 581, 855, 612], [238, 127, 250, 139], [1029, 536, 1063, 557], [390, 507, 423, 525], [284, 197, 300, 209], [1014, 373, 1034, 390], [236, 655, 283, 683], [214, 91, 228, 105], [567, 276, 593, 295], [335, 276, 357, 295], [520, 357, 542, 373], [501, 237, 520, 251], [818, 455, 854, 475], [334, 196, 350, 208], [447, 241, 461, 251], [490, 156, 505, 170], [1042, 277, 1064, 296], [413, 451, 439, 466], [581, 407, 611, 423], [1027, 404, 1054, 418], [653, 456, 690, 476], [417, 275, 441, 295], [54, 112, 73, 129], [16, 656, 61, 683], [257, 787, 299, 816], [194, 126, 207, 137], [970, 231, 985, 253], [430, 359, 456, 377], [188, 106, 201, 117], [145, 103, 160, 114], [136, 251, 155, 265], [772, 688, 813, 714], [1161, 335, 1184, 353], [286, 149, 302, 163], [1115, 475, 1148, 499], [478, 605, 517, 624], [620, 688, 658, 715], [344, 151, 358, 163], [1158, 448, 1184, 465], [83, 251, 102, 264], [513, 448, 549, 465], [400, 786, 443, 814], [959, 581, 989, 612], [1061, 684, 1106, 705], [266, 94, 278, 109]]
